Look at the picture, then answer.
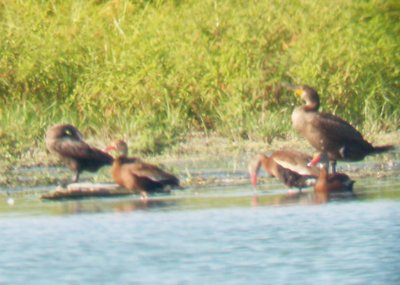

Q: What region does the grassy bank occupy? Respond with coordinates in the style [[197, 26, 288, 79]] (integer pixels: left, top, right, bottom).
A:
[[0, 0, 399, 166]]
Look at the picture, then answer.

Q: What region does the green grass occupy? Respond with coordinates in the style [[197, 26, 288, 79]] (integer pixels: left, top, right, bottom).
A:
[[0, 0, 399, 164]]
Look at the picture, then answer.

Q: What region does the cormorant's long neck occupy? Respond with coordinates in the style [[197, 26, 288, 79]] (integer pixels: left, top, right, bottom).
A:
[[303, 99, 319, 112], [302, 91, 320, 112]]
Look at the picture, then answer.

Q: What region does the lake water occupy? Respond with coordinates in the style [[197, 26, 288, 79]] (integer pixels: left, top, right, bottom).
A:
[[1, 156, 400, 285]]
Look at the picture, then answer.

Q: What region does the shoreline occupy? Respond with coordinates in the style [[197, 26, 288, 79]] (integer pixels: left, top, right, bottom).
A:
[[1, 131, 399, 188]]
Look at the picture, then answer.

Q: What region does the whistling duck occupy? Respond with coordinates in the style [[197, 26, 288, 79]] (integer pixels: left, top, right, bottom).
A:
[[288, 84, 393, 172], [309, 152, 355, 192], [248, 150, 320, 190], [46, 124, 113, 182], [105, 140, 180, 195]]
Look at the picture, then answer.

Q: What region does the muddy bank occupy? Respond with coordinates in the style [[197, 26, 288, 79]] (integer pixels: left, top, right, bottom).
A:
[[1, 131, 399, 189]]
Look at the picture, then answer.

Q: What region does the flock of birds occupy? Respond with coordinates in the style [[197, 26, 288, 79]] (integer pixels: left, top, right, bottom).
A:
[[45, 84, 395, 197]]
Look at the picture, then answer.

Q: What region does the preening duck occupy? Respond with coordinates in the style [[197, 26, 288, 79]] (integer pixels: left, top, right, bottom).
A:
[[45, 124, 113, 182]]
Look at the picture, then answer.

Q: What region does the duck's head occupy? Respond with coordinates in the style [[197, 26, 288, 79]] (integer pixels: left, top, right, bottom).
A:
[[46, 124, 84, 141], [105, 140, 128, 156]]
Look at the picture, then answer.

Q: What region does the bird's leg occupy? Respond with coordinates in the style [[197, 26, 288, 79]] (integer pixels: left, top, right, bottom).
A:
[[331, 161, 337, 174], [72, 171, 80, 183], [140, 191, 148, 201]]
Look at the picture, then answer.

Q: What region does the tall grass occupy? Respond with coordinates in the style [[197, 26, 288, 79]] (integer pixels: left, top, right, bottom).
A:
[[0, 0, 399, 161]]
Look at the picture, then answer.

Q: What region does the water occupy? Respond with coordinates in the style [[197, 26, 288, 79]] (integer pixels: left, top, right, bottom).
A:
[[1, 157, 400, 285]]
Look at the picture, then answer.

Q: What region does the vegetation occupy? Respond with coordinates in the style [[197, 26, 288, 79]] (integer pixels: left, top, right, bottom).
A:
[[0, 0, 399, 165]]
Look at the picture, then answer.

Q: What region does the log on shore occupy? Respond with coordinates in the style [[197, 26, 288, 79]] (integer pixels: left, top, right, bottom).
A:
[[41, 183, 133, 200]]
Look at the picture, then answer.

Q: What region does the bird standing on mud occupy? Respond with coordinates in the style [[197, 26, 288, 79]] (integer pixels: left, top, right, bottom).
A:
[[248, 149, 319, 190], [45, 124, 113, 182], [105, 140, 180, 197], [287, 84, 394, 172]]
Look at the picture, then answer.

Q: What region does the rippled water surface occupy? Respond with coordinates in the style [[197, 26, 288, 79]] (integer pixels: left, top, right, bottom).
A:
[[1, 158, 400, 285]]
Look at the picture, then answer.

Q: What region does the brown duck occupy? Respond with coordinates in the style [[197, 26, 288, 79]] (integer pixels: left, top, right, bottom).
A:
[[248, 149, 320, 190], [288, 84, 393, 172], [308, 152, 355, 192], [46, 124, 113, 182], [105, 140, 180, 196]]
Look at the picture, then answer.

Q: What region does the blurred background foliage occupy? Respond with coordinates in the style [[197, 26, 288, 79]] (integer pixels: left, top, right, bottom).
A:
[[0, 0, 399, 161]]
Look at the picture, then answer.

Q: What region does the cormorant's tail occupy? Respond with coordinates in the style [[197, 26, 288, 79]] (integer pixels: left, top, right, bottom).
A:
[[373, 144, 395, 154]]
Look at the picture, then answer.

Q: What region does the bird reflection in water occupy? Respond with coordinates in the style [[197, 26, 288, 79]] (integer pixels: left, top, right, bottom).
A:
[[58, 197, 176, 214], [251, 190, 357, 207]]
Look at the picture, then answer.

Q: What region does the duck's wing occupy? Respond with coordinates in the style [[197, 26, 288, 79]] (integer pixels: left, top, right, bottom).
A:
[[311, 112, 367, 145], [128, 162, 179, 184], [272, 150, 318, 176], [55, 139, 112, 164]]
